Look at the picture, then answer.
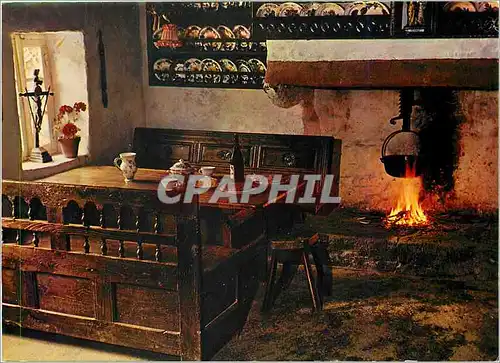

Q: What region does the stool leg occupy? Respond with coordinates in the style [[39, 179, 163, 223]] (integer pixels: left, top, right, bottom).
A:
[[262, 251, 278, 312], [310, 247, 324, 305], [272, 261, 297, 304], [302, 251, 322, 312]]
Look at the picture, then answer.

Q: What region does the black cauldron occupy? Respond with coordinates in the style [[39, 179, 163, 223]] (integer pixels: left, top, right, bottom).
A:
[[381, 130, 422, 178]]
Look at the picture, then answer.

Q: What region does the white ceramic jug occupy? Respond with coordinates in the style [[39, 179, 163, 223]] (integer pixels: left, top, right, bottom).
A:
[[114, 152, 137, 181]]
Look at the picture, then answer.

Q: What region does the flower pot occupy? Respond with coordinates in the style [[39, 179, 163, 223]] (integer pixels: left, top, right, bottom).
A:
[[58, 136, 81, 158]]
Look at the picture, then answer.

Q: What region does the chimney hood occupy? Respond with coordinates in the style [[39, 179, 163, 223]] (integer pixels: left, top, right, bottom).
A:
[[265, 38, 499, 90]]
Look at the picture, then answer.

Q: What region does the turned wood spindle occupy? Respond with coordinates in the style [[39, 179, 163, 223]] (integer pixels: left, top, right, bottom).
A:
[[136, 239, 144, 260], [99, 208, 107, 255], [135, 212, 143, 260], [117, 207, 124, 257], [28, 200, 39, 247], [154, 213, 162, 234], [118, 240, 125, 258], [9, 196, 16, 219], [117, 208, 123, 230], [100, 238, 108, 255], [99, 208, 106, 228], [82, 207, 90, 254], [155, 244, 162, 262], [32, 232, 40, 247], [9, 197, 21, 244], [135, 212, 141, 233]]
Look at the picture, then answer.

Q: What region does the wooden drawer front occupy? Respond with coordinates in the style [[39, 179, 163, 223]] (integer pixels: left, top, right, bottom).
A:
[[199, 143, 251, 167], [137, 141, 195, 169], [259, 146, 317, 171]]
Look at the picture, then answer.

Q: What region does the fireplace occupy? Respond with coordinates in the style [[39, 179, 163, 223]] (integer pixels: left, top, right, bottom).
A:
[[263, 38, 498, 214]]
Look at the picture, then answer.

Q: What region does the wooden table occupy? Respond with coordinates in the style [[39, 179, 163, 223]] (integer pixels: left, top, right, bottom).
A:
[[2, 166, 306, 360], [39, 166, 308, 248], [39, 166, 306, 210]]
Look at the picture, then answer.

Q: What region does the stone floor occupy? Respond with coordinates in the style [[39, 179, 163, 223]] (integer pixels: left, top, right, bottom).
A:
[[3, 267, 497, 361], [3, 208, 498, 361]]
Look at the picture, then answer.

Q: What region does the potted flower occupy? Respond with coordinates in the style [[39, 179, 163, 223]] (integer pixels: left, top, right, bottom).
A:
[[53, 101, 86, 158]]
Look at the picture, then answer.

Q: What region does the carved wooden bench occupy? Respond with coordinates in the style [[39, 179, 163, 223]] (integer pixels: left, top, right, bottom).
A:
[[1, 179, 265, 360]]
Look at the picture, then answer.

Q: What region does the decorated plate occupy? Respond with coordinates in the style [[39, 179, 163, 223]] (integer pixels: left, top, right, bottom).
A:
[[278, 2, 303, 17], [256, 3, 280, 17], [202, 58, 222, 84], [201, 58, 222, 72], [219, 58, 238, 84], [233, 25, 251, 39], [236, 60, 251, 84], [219, 58, 238, 72], [153, 58, 175, 82], [299, 3, 323, 16], [172, 62, 186, 83], [199, 26, 221, 51], [443, 2, 477, 12], [236, 60, 251, 73], [184, 58, 203, 83], [475, 2, 499, 12], [217, 25, 236, 51], [248, 58, 267, 74], [316, 2, 345, 16], [346, 1, 390, 15], [199, 2, 219, 11], [184, 58, 202, 71], [184, 25, 201, 39]]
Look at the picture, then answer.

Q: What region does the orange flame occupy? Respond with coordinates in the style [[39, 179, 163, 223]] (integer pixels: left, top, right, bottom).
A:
[[386, 162, 428, 226]]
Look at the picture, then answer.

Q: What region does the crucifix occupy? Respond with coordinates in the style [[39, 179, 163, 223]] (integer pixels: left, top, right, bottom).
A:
[[19, 69, 54, 163]]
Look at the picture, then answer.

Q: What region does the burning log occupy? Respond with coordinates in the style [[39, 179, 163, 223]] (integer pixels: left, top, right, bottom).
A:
[[385, 161, 429, 228]]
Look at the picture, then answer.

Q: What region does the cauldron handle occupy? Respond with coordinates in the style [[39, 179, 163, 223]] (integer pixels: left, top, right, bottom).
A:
[[381, 130, 420, 160]]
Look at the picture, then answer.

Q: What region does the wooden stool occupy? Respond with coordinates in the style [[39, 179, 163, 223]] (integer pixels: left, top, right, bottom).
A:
[[262, 232, 329, 313]]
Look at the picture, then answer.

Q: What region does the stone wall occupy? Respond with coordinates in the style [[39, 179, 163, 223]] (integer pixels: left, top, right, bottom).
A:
[[138, 7, 497, 212], [2, 2, 146, 179]]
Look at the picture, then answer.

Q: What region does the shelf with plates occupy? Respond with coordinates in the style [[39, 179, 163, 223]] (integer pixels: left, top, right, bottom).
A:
[[150, 57, 266, 89], [147, 2, 266, 89], [149, 69, 266, 89], [253, 1, 393, 39], [152, 39, 267, 56], [146, 2, 498, 89]]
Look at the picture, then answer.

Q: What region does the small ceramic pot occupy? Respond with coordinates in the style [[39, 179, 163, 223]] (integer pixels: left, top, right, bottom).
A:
[[169, 159, 195, 176], [58, 136, 81, 158]]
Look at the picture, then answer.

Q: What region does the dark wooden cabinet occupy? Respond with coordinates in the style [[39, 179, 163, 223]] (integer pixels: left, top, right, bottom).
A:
[[133, 127, 340, 177]]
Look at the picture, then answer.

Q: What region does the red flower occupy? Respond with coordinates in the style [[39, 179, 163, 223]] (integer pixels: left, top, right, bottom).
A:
[[64, 105, 73, 113], [62, 123, 78, 138], [73, 102, 87, 112]]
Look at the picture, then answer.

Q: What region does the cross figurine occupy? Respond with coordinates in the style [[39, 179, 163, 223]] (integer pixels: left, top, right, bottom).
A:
[[19, 69, 54, 163]]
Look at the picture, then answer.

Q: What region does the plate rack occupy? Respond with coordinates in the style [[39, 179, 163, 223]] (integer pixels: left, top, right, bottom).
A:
[[146, 2, 499, 89], [147, 2, 267, 89]]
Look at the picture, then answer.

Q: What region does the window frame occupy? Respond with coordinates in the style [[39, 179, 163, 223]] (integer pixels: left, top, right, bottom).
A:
[[12, 33, 58, 160]]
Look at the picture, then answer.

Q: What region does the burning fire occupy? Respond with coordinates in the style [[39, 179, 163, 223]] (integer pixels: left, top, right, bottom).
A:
[[386, 162, 428, 226]]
